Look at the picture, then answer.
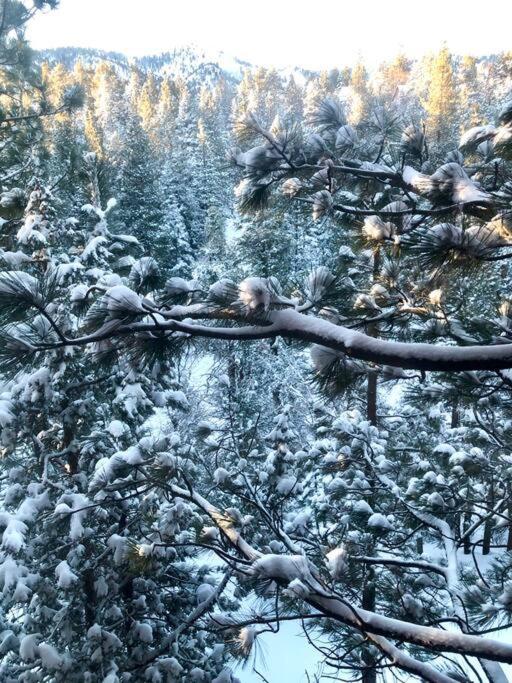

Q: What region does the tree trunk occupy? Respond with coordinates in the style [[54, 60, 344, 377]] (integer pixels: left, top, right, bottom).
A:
[[462, 511, 472, 555], [367, 370, 378, 426], [361, 248, 380, 683], [482, 480, 494, 556], [83, 566, 96, 630], [416, 536, 424, 555], [62, 418, 78, 475], [462, 478, 472, 555], [451, 399, 459, 428], [362, 567, 377, 683], [507, 496, 512, 552]]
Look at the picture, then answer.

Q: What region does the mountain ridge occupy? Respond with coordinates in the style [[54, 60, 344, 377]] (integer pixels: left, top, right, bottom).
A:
[[36, 45, 317, 84]]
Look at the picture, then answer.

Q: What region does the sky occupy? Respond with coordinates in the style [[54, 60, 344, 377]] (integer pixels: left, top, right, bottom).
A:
[[27, 0, 512, 70]]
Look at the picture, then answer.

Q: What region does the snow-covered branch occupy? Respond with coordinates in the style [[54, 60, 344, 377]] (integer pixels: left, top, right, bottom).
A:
[[37, 307, 512, 372], [168, 484, 512, 668]]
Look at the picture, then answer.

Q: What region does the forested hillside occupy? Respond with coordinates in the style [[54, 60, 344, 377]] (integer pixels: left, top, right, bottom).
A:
[[33, 44, 512, 257], [2, 2, 512, 681]]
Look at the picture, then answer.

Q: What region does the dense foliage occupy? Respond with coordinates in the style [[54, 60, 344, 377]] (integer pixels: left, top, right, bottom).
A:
[[1, 3, 512, 682]]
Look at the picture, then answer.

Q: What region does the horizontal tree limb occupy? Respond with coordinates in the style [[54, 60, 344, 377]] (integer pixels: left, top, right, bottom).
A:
[[35, 307, 512, 372], [168, 483, 512, 668]]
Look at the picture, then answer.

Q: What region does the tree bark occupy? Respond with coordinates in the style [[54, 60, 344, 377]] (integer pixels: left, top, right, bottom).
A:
[[362, 566, 377, 683], [482, 480, 495, 556], [507, 495, 512, 552], [362, 247, 380, 683]]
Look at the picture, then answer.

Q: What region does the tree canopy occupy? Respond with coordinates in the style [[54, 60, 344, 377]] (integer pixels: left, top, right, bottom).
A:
[[2, 6, 512, 682]]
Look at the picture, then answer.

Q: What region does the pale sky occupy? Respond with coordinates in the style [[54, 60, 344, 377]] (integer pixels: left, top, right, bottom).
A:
[[27, 0, 512, 70]]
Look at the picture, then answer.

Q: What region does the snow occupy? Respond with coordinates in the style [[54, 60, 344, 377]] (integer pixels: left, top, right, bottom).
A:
[[94, 575, 109, 597], [201, 525, 220, 542], [311, 587, 512, 662], [107, 534, 127, 564], [87, 624, 102, 640], [429, 288, 444, 305], [3, 44, 512, 683], [238, 277, 271, 311], [0, 250, 31, 267], [16, 213, 45, 245], [105, 284, 144, 316], [459, 124, 496, 150], [249, 554, 313, 583], [267, 308, 512, 371], [213, 467, 230, 485], [0, 270, 39, 298], [285, 510, 310, 535], [363, 215, 393, 241], [427, 492, 445, 508], [159, 657, 183, 676], [339, 245, 356, 259], [325, 547, 347, 579], [196, 583, 215, 604], [52, 261, 84, 282], [212, 670, 240, 683], [276, 474, 297, 495], [224, 216, 237, 244], [105, 197, 117, 213], [0, 396, 14, 427], [134, 622, 153, 643], [54, 493, 90, 539], [403, 162, 492, 205], [494, 124, 512, 155], [55, 560, 78, 588], [80, 235, 108, 261], [115, 381, 147, 416], [0, 557, 20, 595], [70, 283, 89, 302], [353, 499, 373, 514], [1, 517, 28, 553], [283, 577, 310, 599], [164, 276, 193, 294], [367, 513, 393, 530], [107, 419, 127, 438], [167, 389, 189, 409], [19, 634, 40, 660], [401, 165, 425, 186], [38, 642, 62, 669], [282, 177, 302, 197], [433, 443, 456, 456]]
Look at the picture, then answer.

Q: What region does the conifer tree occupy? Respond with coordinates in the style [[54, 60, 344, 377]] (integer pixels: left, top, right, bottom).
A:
[[116, 113, 163, 253], [424, 45, 458, 147], [459, 55, 482, 131], [0, 157, 234, 682], [3, 10, 512, 682], [349, 60, 371, 125]]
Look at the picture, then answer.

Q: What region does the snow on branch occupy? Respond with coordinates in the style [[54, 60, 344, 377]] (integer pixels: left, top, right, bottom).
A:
[[34, 305, 512, 373], [168, 483, 512, 671]]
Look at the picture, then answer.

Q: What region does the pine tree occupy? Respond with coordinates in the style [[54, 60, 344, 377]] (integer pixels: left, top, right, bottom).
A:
[[156, 76, 178, 154], [138, 72, 159, 139], [116, 112, 163, 253], [424, 45, 458, 147], [459, 55, 482, 130], [2, 12, 512, 683], [0, 158, 233, 682], [349, 60, 371, 125]]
